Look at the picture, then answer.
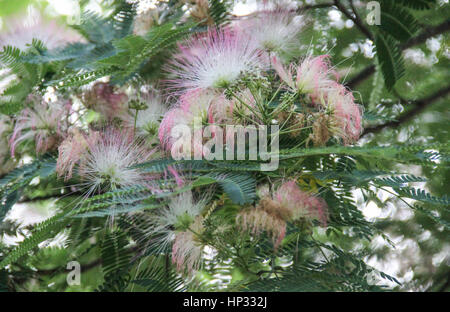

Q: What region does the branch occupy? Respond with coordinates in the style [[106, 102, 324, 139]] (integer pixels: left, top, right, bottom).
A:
[[334, 0, 373, 40], [402, 20, 450, 50], [298, 2, 335, 11], [347, 20, 450, 88], [362, 85, 450, 135]]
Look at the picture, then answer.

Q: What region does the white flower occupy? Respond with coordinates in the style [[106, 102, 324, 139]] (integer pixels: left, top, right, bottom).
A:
[[133, 88, 167, 137], [78, 128, 154, 194], [238, 9, 305, 55], [0, 8, 82, 51], [138, 192, 207, 267], [166, 28, 264, 92]]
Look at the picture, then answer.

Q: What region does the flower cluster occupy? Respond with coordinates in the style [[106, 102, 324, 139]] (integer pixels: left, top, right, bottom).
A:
[[272, 55, 363, 144], [237, 7, 305, 56], [0, 3, 365, 277], [237, 181, 328, 248]]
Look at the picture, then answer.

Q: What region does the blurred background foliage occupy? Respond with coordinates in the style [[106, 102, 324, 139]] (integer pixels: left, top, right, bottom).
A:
[[0, 0, 448, 291]]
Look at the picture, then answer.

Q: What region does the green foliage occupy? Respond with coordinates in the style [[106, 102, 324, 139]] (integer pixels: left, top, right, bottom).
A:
[[0, 41, 47, 114], [0, 156, 56, 223], [205, 172, 256, 205], [0, 212, 68, 268], [393, 0, 436, 10], [374, 32, 405, 91], [1, 0, 449, 293], [208, 0, 231, 25], [377, 1, 420, 41]]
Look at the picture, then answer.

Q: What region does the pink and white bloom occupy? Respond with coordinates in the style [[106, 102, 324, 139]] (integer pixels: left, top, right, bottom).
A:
[[166, 28, 264, 92], [273, 55, 338, 98], [159, 89, 230, 150], [237, 208, 287, 249], [56, 129, 99, 180], [10, 96, 71, 156], [77, 128, 155, 193], [325, 85, 363, 144], [237, 8, 304, 55], [238, 180, 328, 248], [172, 216, 205, 273], [274, 180, 328, 226], [133, 89, 168, 137], [140, 191, 207, 272], [0, 9, 82, 51]]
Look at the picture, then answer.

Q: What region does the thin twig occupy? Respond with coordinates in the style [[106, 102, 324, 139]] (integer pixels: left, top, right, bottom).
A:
[[347, 21, 450, 88], [363, 85, 450, 135], [334, 0, 373, 40]]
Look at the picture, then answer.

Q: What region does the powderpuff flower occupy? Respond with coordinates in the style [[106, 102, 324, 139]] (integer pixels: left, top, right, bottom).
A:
[[77, 128, 155, 194], [0, 8, 82, 51], [237, 9, 304, 55], [274, 180, 328, 226], [9, 96, 71, 156], [159, 89, 230, 151], [56, 129, 99, 180], [325, 85, 363, 144], [154, 191, 206, 233], [237, 208, 287, 249], [166, 28, 264, 92], [125, 86, 168, 138], [82, 82, 129, 121], [272, 55, 338, 98], [135, 97, 167, 137], [138, 192, 207, 272], [172, 216, 205, 273], [237, 181, 328, 248]]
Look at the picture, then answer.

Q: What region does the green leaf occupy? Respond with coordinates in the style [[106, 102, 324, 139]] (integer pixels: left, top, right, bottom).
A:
[[378, 1, 420, 41], [394, 187, 450, 205], [101, 230, 132, 276], [205, 172, 256, 204], [0, 212, 68, 268], [394, 0, 436, 10], [209, 0, 231, 25], [374, 32, 405, 91]]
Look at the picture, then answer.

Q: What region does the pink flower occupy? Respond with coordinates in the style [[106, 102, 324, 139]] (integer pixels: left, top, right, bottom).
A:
[[159, 89, 231, 151], [172, 216, 204, 274], [56, 129, 99, 180], [272, 56, 363, 144], [275, 180, 328, 226], [237, 208, 287, 249], [325, 85, 363, 144], [165, 28, 264, 93], [237, 181, 328, 249], [132, 88, 168, 138], [10, 97, 71, 156], [273, 55, 338, 98], [0, 9, 82, 51]]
